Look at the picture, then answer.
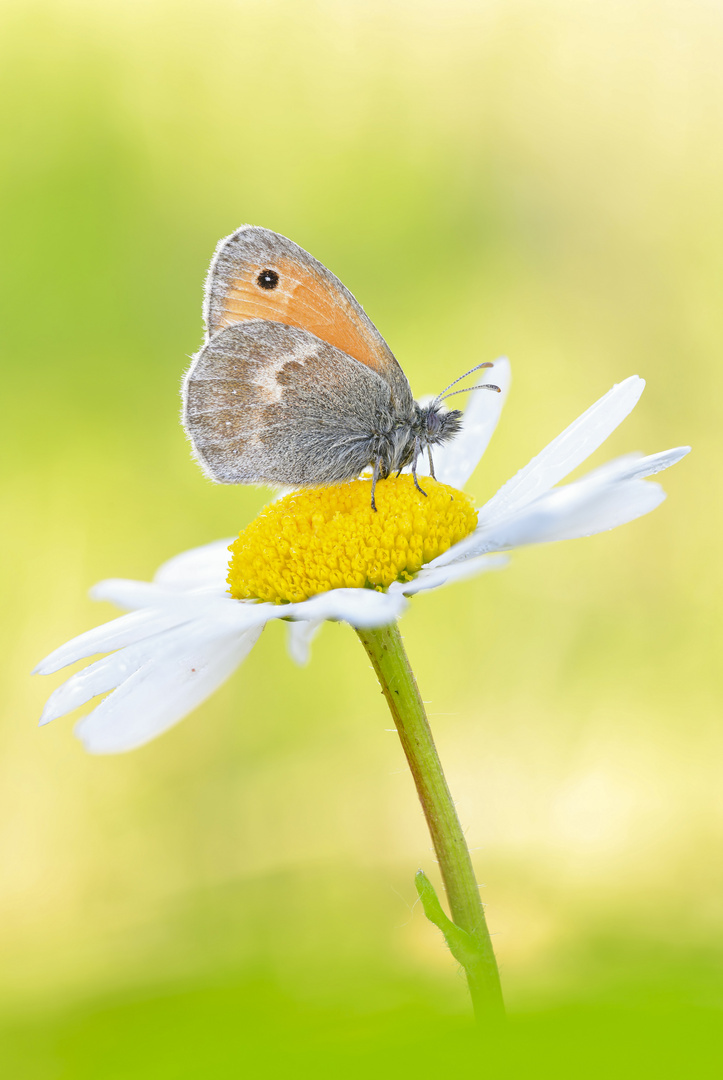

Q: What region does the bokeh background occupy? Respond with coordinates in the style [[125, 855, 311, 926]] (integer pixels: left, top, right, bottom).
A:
[[1, 0, 720, 1074]]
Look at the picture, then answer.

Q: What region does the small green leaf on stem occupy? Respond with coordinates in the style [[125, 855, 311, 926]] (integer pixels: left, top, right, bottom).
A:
[[415, 869, 482, 971]]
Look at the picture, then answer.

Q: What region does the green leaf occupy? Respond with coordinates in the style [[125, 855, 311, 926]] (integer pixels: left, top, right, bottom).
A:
[[415, 870, 482, 971]]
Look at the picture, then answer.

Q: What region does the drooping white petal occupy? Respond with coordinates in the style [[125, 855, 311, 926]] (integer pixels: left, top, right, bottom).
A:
[[38, 621, 202, 725], [477, 375, 645, 527], [75, 622, 263, 754], [392, 553, 508, 595], [431, 357, 511, 488], [153, 538, 234, 590], [286, 619, 322, 666], [33, 607, 198, 676], [35, 591, 280, 676]]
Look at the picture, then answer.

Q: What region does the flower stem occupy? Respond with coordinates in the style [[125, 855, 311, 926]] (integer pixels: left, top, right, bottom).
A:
[[356, 621, 504, 1028]]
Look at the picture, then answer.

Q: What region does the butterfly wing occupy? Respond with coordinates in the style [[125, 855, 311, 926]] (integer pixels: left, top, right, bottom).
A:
[[183, 320, 401, 485], [203, 225, 413, 409]]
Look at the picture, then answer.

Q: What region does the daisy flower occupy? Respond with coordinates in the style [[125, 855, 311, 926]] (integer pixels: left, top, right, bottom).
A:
[[35, 362, 688, 755]]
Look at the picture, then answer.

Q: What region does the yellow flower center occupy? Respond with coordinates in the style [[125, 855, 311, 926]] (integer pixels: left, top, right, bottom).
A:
[[227, 475, 477, 604]]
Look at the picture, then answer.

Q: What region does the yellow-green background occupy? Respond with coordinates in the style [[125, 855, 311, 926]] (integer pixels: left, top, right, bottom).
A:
[[1, 0, 720, 1074]]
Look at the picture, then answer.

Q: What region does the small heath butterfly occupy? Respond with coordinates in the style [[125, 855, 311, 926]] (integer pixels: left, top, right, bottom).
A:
[[183, 226, 499, 509]]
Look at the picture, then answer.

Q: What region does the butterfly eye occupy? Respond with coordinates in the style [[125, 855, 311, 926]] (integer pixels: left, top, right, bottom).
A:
[[256, 269, 279, 290]]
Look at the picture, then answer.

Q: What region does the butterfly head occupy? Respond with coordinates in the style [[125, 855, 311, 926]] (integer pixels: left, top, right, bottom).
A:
[[410, 359, 502, 463], [417, 400, 464, 448], [373, 365, 501, 505], [373, 402, 462, 482], [412, 361, 502, 463]]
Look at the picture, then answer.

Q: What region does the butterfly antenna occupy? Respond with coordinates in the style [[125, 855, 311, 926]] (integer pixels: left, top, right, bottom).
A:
[[433, 362, 494, 404], [439, 383, 501, 402]]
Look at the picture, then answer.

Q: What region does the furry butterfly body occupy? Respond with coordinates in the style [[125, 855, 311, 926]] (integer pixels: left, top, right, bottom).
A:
[[183, 226, 483, 506]]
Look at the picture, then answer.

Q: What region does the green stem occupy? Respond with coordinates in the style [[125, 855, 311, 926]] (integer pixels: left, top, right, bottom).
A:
[[356, 621, 504, 1028]]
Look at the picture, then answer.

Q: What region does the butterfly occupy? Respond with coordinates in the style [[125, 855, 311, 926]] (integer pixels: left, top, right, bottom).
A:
[[182, 226, 499, 510]]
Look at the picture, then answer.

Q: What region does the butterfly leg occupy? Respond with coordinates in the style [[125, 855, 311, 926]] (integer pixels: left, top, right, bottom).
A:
[[427, 445, 436, 480], [411, 439, 427, 498], [370, 459, 381, 512]]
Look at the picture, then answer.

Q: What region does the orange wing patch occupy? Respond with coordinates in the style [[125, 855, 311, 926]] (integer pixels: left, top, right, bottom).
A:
[[210, 256, 394, 376]]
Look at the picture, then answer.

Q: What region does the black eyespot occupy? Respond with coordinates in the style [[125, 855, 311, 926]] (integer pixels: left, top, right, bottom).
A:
[[256, 268, 279, 290]]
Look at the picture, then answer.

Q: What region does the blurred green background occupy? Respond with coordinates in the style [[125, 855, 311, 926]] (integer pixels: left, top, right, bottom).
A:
[[1, 0, 721, 1074]]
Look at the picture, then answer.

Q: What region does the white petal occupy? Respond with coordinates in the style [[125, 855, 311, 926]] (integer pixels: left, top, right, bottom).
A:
[[432, 357, 511, 488], [153, 538, 234, 590], [569, 446, 690, 486], [286, 619, 322, 666], [289, 587, 408, 628], [33, 607, 197, 675], [441, 477, 666, 558], [90, 578, 228, 610], [34, 594, 278, 676], [75, 623, 263, 754], [90, 579, 170, 609], [434, 439, 687, 566], [478, 375, 645, 527], [38, 621, 199, 724], [91, 580, 280, 631], [395, 553, 508, 595]]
